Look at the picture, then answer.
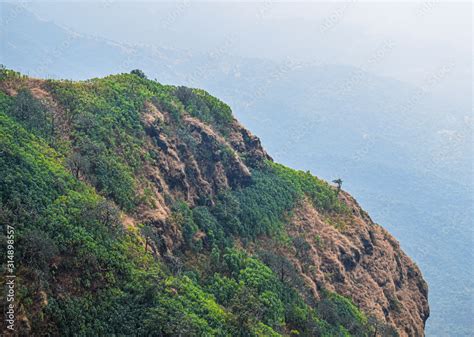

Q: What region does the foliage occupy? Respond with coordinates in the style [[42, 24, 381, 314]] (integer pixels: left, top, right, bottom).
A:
[[40, 73, 198, 210], [0, 70, 378, 336], [175, 86, 234, 135], [192, 205, 230, 249], [0, 112, 233, 335], [8, 89, 55, 142], [201, 248, 373, 336], [171, 201, 201, 251], [0, 91, 13, 115], [317, 290, 372, 336], [130, 69, 147, 79], [269, 163, 346, 213], [207, 161, 347, 240]]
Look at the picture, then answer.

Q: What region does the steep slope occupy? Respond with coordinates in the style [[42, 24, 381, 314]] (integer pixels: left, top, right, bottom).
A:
[[0, 68, 428, 336], [273, 195, 429, 336]]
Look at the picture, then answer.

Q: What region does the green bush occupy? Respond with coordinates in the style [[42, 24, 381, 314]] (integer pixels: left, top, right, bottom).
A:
[[317, 290, 372, 336]]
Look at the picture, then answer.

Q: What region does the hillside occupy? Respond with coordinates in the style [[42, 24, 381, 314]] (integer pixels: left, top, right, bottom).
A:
[[2, 12, 471, 334], [0, 68, 428, 336]]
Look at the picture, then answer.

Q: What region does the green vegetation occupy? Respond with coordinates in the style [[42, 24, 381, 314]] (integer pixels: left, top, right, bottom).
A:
[[0, 111, 232, 335], [44, 74, 163, 209], [1, 68, 380, 336], [235, 163, 347, 238], [175, 86, 234, 135], [194, 162, 347, 244], [8, 89, 55, 142], [203, 249, 371, 336]]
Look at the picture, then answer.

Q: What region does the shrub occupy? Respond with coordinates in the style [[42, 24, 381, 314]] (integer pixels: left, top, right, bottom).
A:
[[130, 69, 147, 79], [8, 89, 54, 142]]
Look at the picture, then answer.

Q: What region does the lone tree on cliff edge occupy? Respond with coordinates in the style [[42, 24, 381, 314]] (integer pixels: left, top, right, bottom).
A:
[[332, 178, 343, 195]]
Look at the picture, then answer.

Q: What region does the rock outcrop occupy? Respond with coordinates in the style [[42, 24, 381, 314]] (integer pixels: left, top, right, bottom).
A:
[[137, 98, 271, 253], [283, 194, 429, 336]]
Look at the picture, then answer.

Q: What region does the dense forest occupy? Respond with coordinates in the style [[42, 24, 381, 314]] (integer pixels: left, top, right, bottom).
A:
[[0, 67, 425, 336]]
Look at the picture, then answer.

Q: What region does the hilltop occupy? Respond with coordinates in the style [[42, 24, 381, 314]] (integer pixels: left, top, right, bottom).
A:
[[0, 68, 428, 336]]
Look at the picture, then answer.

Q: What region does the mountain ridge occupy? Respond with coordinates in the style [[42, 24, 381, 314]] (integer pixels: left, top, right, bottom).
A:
[[0, 68, 428, 336]]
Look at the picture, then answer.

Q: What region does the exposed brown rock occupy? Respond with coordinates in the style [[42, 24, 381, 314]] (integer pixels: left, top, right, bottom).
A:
[[133, 100, 270, 253], [276, 193, 429, 336], [228, 119, 272, 167]]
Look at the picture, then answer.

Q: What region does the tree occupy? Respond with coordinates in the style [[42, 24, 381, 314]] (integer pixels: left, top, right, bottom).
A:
[[257, 251, 301, 286], [140, 223, 166, 256], [229, 287, 264, 332], [332, 178, 343, 195], [130, 69, 147, 79], [317, 291, 370, 336], [19, 229, 58, 274], [9, 89, 54, 140], [94, 199, 121, 229], [67, 152, 90, 179], [175, 86, 195, 105], [212, 192, 242, 235]]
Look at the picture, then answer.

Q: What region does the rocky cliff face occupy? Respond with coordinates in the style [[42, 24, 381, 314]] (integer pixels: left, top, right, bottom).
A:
[[269, 195, 429, 336], [134, 96, 272, 253], [130, 82, 429, 336], [0, 70, 428, 336]]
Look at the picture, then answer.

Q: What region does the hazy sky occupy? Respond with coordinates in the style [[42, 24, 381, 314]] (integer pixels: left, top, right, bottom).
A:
[[23, 1, 472, 103]]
